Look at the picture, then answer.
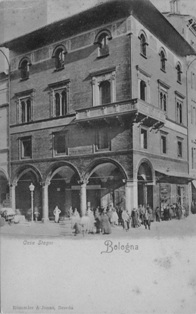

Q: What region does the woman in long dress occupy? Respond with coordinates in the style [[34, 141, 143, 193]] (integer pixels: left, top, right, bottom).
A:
[[53, 206, 61, 223]]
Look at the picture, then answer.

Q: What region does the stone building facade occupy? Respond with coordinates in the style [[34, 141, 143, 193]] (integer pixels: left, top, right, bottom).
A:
[[1, 0, 196, 221]]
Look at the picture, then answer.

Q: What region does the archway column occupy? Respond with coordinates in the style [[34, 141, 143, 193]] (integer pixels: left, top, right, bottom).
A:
[[125, 180, 138, 213], [42, 182, 50, 223], [80, 180, 87, 217], [10, 183, 17, 211]]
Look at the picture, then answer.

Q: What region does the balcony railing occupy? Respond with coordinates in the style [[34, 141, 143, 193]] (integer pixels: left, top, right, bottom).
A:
[[76, 99, 166, 128]]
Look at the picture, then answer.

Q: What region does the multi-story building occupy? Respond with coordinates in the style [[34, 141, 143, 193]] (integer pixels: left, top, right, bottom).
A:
[[0, 70, 9, 206], [163, 0, 196, 206], [1, 0, 195, 221]]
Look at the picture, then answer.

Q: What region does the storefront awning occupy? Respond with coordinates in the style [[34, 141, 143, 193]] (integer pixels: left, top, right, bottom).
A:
[[155, 169, 193, 184]]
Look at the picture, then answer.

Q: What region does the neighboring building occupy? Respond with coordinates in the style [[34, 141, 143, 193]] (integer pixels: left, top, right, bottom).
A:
[[163, 0, 196, 205], [0, 71, 9, 206], [1, 0, 196, 221]]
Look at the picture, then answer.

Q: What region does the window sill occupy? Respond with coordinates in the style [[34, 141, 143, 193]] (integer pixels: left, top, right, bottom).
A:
[[140, 53, 147, 59], [97, 53, 109, 59], [20, 77, 29, 82], [20, 157, 32, 160], [54, 66, 64, 72]]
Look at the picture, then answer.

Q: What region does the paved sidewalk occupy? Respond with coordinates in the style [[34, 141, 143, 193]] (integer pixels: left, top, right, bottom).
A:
[[1, 214, 196, 239]]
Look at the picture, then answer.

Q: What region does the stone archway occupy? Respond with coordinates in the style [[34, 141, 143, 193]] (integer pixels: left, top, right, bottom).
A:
[[47, 163, 81, 219], [14, 166, 42, 220], [137, 161, 153, 208], [0, 170, 9, 206], [86, 160, 127, 210]]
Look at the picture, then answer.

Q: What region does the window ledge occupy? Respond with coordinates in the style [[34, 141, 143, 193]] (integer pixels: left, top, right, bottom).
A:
[[97, 53, 110, 59], [140, 53, 147, 59], [54, 66, 64, 72], [20, 77, 29, 82]]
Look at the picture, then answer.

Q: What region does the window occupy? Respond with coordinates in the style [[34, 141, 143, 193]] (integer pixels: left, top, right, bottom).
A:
[[176, 63, 182, 83], [192, 148, 196, 169], [191, 72, 196, 90], [55, 48, 65, 70], [160, 91, 167, 112], [139, 33, 147, 57], [161, 135, 167, 154], [54, 89, 68, 117], [49, 80, 70, 117], [96, 128, 110, 151], [20, 97, 31, 123], [140, 80, 147, 101], [141, 129, 147, 149], [160, 50, 166, 72], [95, 30, 112, 58], [19, 58, 31, 80], [20, 137, 32, 159], [176, 101, 183, 124], [177, 140, 182, 158], [91, 68, 116, 107], [137, 66, 151, 104], [99, 81, 111, 105], [53, 132, 68, 155]]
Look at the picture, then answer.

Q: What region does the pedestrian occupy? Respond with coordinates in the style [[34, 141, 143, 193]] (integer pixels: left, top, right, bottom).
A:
[[100, 212, 111, 234], [122, 209, 130, 231], [53, 205, 61, 223], [144, 206, 151, 230], [34, 206, 39, 222], [131, 208, 138, 228], [155, 206, 161, 222]]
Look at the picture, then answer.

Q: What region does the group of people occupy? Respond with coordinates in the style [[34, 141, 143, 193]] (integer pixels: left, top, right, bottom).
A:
[[53, 201, 189, 235]]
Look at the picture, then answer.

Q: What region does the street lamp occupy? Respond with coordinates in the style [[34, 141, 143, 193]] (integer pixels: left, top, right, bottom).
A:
[[29, 182, 35, 222]]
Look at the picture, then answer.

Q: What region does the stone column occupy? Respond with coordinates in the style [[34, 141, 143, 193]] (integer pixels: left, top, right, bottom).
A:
[[80, 181, 87, 217], [127, 180, 138, 211], [10, 183, 16, 211], [125, 181, 132, 214], [42, 183, 49, 223]]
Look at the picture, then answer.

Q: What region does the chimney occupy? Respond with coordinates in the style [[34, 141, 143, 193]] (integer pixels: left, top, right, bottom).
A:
[[170, 0, 180, 14]]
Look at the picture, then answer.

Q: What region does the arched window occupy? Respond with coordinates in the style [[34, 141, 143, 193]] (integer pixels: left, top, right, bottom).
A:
[[95, 30, 112, 57], [140, 33, 147, 57], [19, 58, 31, 80], [160, 50, 167, 72], [55, 90, 68, 117], [99, 81, 111, 105], [52, 46, 66, 70], [160, 92, 167, 112], [21, 98, 31, 123], [176, 63, 182, 83], [177, 102, 182, 124], [140, 80, 147, 101]]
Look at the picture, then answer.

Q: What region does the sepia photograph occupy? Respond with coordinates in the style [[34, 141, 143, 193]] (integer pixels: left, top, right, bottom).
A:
[[0, 0, 196, 313]]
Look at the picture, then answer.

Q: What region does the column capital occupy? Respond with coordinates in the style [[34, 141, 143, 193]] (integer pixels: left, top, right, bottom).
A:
[[78, 179, 88, 185], [41, 179, 51, 187]]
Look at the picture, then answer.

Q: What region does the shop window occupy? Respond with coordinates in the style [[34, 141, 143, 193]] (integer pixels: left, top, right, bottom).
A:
[[19, 58, 31, 80], [176, 63, 182, 83], [161, 135, 167, 154], [20, 137, 32, 159], [139, 33, 147, 57], [95, 30, 112, 58], [141, 128, 147, 149], [53, 132, 68, 155], [96, 128, 110, 151], [177, 140, 183, 158]]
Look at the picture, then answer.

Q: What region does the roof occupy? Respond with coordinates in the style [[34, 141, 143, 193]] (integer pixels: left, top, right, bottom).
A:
[[0, 0, 195, 57]]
